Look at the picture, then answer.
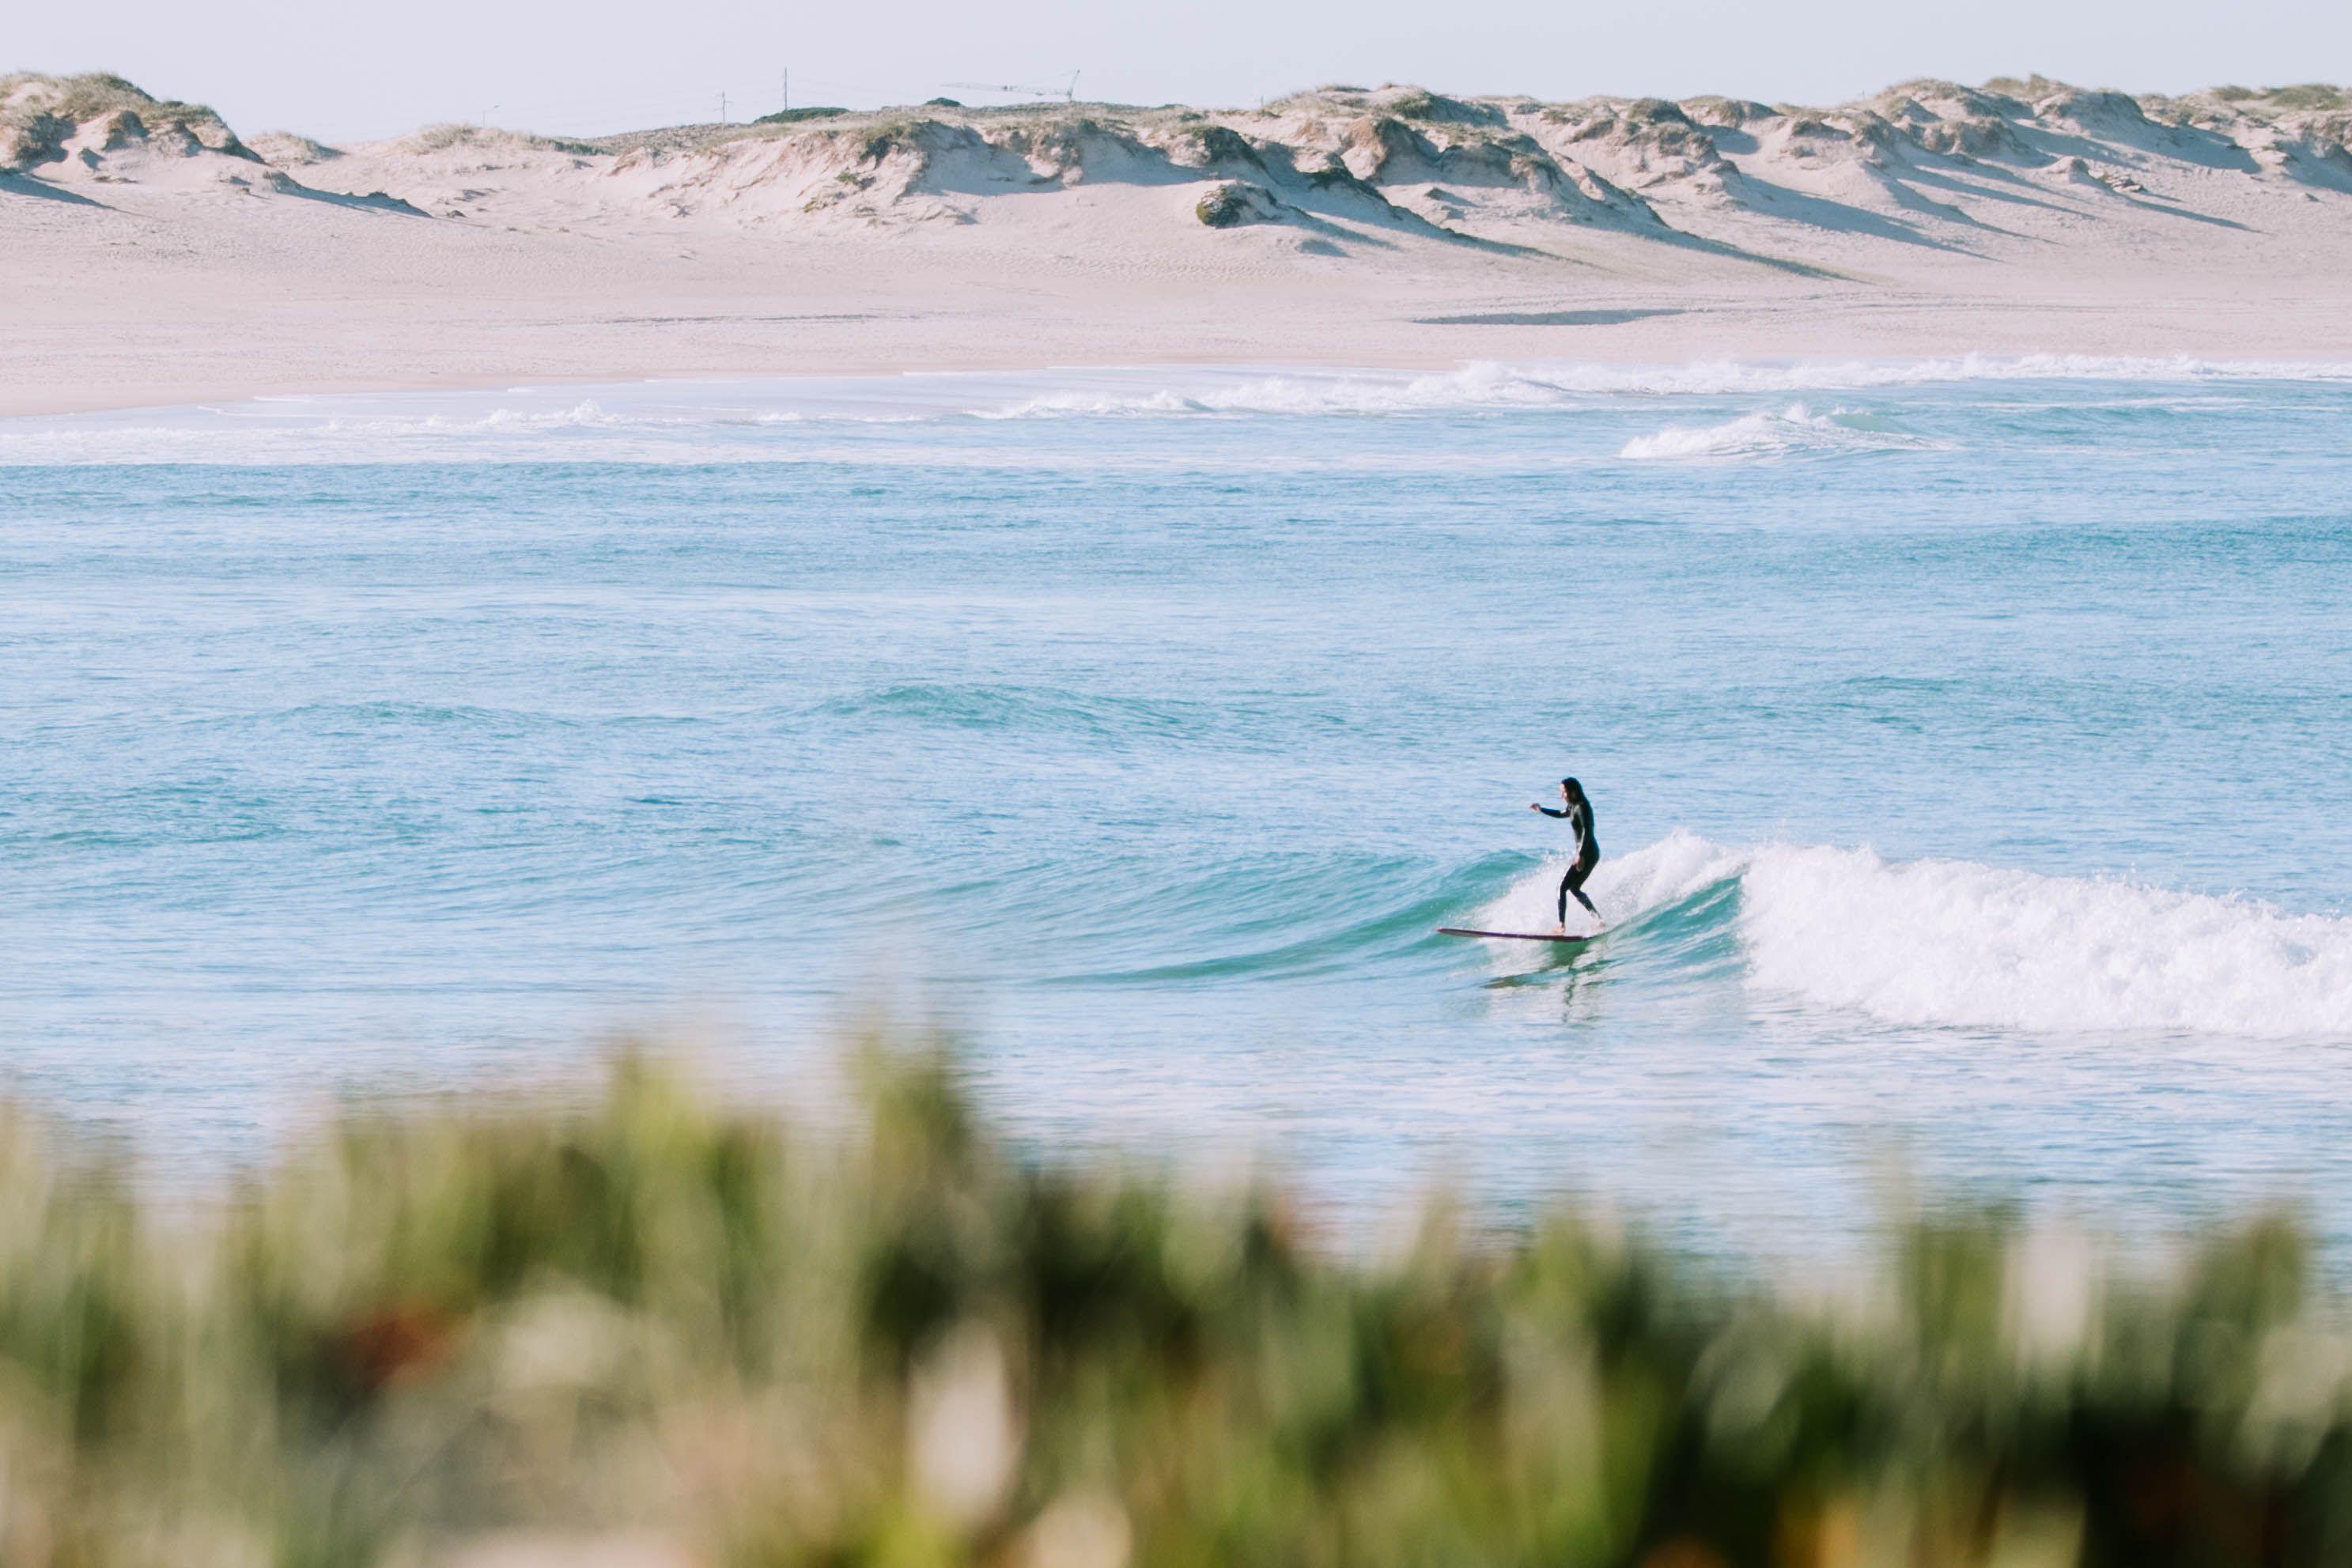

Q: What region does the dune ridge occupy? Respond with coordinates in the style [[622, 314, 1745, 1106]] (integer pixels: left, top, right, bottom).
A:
[[17, 72, 2347, 249], [6, 70, 2351, 414]]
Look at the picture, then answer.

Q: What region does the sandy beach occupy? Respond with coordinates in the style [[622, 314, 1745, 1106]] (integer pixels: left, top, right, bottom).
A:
[[6, 73, 2351, 414]]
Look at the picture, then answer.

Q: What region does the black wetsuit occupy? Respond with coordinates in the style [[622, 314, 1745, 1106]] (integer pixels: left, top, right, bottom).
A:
[[1538, 797, 1601, 924]]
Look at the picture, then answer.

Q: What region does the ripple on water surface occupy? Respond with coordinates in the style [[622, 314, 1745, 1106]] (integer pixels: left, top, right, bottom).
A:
[[4, 362, 2351, 1258]]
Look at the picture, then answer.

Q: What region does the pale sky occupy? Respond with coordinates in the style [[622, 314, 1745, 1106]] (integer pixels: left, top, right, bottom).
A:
[[13, 0, 2349, 143]]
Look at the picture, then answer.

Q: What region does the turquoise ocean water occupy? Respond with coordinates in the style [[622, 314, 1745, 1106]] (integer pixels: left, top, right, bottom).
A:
[[6, 357, 2350, 1255]]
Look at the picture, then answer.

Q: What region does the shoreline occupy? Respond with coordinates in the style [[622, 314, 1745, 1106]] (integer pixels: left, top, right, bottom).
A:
[[12, 326, 2352, 425], [10, 71, 2352, 419]]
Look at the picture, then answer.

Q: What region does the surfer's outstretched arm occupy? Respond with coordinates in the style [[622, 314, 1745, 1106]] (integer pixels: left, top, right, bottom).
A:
[[1530, 803, 1568, 817]]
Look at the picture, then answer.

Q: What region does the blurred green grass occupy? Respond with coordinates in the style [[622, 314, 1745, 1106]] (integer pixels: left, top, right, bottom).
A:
[[1, 1041, 2347, 1567]]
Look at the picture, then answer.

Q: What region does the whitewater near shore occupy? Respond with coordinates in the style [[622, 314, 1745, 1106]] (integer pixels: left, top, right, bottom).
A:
[[5, 70, 2352, 413]]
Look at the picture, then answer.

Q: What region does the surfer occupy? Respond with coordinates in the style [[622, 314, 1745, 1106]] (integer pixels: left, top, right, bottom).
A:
[[1530, 777, 1601, 931]]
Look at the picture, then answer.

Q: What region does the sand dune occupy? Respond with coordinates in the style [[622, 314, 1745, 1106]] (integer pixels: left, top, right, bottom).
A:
[[5, 70, 2350, 414]]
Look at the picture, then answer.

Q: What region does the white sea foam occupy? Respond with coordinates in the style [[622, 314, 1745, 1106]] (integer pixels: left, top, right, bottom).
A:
[[977, 362, 1587, 419], [1477, 828, 1743, 936], [318, 399, 623, 437], [8, 355, 2351, 466], [974, 356, 2352, 421], [1489, 832, 2352, 1038], [1618, 402, 1947, 461], [982, 389, 1216, 418]]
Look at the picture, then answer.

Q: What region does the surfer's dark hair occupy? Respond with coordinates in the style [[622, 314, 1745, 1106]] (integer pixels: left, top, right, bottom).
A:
[[1560, 776, 1582, 795]]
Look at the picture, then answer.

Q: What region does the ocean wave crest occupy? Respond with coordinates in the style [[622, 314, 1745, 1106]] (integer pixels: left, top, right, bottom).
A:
[[9, 356, 2351, 465], [973, 355, 2352, 421], [1482, 830, 2352, 1038], [1618, 402, 1946, 461]]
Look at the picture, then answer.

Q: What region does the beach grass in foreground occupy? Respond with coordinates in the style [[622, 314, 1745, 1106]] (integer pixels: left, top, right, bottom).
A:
[[0, 1043, 2347, 1567]]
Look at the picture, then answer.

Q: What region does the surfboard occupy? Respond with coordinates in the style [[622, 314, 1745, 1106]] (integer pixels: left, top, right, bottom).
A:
[[1436, 927, 1600, 944]]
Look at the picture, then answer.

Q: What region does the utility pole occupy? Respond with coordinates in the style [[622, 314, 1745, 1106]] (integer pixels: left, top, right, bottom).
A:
[[718, 90, 729, 123], [781, 68, 789, 113]]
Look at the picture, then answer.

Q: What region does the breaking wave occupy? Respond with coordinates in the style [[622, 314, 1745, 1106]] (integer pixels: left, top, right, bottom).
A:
[[9, 357, 2352, 464], [1617, 402, 1947, 460], [317, 399, 624, 436], [1478, 831, 2352, 1039], [975, 355, 2352, 421]]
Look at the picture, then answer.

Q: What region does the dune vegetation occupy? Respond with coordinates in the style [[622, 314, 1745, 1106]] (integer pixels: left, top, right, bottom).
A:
[[9, 66, 2351, 254], [0, 70, 251, 168], [0, 1043, 2348, 1566]]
